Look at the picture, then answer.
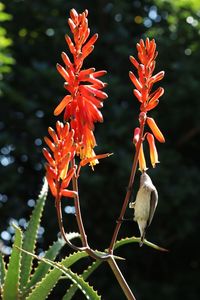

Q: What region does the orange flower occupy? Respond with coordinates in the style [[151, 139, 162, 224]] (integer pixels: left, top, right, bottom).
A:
[[138, 143, 147, 172], [129, 38, 164, 112], [130, 38, 165, 171], [54, 9, 108, 165], [147, 133, 159, 168], [133, 127, 140, 145], [43, 121, 77, 199], [146, 117, 165, 143]]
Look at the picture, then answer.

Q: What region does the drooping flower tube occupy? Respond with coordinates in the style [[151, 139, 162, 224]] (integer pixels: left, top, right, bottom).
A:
[[147, 133, 159, 168]]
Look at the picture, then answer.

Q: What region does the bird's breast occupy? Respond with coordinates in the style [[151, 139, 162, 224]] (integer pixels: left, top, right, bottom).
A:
[[134, 187, 150, 221]]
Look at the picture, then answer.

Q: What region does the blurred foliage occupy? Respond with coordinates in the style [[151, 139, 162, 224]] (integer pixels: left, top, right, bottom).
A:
[[0, 2, 14, 93], [0, 0, 200, 299]]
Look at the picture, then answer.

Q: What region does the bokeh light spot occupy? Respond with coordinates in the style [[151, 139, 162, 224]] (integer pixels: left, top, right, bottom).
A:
[[19, 28, 28, 37], [134, 16, 143, 24]]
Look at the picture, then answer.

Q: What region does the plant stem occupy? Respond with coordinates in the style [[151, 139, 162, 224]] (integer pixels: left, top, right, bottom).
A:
[[71, 159, 112, 260], [108, 257, 136, 300], [71, 159, 88, 248], [56, 158, 137, 299], [55, 196, 87, 252], [55, 194, 110, 259], [108, 115, 146, 253]]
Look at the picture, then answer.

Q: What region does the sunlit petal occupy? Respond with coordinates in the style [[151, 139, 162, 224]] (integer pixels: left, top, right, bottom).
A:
[[138, 144, 147, 172], [147, 117, 165, 143], [147, 133, 159, 168]]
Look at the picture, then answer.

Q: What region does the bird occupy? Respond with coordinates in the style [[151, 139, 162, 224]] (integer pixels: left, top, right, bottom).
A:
[[129, 171, 158, 246]]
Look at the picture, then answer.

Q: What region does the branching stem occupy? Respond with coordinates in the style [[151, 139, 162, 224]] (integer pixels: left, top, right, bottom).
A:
[[55, 135, 147, 299], [108, 114, 146, 254]]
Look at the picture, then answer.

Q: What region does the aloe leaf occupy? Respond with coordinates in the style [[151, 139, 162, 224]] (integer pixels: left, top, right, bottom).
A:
[[0, 253, 6, 286], [2, 225, 22, 300], [26, 253, 100, 300], [19, 247, 90, 299], [62, 236, 167, 299], [26, 232, 80, 292], [63, 260, 101, 300], [25, 237, 65, 293], [20, 178, 48, 290], [114, 236, 168, 252], [28, 261, 100, 300]]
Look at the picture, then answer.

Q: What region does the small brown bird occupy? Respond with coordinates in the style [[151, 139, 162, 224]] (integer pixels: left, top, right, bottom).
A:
[[129, 172, 158, 246]]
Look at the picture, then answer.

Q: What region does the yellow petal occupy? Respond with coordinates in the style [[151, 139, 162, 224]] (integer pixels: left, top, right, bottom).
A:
[[138, 144, 147, 172], [147, 133, 159, 168], [80, 153, 113, 167]]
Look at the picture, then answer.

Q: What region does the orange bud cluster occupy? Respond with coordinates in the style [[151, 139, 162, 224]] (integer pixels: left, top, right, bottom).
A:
[[43, 121, 77, 199], [54, 9, 108, 164], [130, 38, 165, 171], [129, 38, 164, 112]]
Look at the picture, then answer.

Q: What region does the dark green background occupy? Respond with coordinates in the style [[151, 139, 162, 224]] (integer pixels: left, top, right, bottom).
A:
[[1, 0, 200, 299]]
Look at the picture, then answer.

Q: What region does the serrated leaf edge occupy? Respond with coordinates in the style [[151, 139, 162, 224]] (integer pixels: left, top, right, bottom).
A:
[[114, 236, 168, 251], [24, 232, 80, 294], [19, 248, 100, 300], [23, 238, 65, 296], [0, 253, 7, 286], [20, 178, 48, 289], [2, 224, 23, 300], [63, 259, 102, 300]]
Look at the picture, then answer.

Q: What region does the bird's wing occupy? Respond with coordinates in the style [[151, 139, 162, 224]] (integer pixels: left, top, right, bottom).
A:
[[147, 188, 158, 226]]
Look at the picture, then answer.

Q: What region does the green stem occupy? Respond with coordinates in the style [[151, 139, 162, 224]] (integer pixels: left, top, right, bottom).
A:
[[108, 257, 136, 300]]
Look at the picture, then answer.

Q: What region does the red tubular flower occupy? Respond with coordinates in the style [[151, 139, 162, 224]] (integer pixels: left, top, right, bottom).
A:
[[43, 121, 77, 199], [133, 127, 140, 145], [130, 38, 165, 171], [54, 9, 108, 166]]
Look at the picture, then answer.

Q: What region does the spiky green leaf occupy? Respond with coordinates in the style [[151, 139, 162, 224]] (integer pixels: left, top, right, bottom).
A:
[[63, 260, 101, 300], [26, 254, 100, 300], [20, 178, 48, 290], [62, 236, 167, 299], [0, 252, 7, 299], [19, 248, 91, 300], [2, 225, 22, 300], [25, 233, 80, 292], [114, 236, 168, 252], [25, 237, 65, 293], [0, 253, 6, 286]]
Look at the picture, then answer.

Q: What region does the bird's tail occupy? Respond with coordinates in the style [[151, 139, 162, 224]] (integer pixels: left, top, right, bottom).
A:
[[139, 230, 146, 247]]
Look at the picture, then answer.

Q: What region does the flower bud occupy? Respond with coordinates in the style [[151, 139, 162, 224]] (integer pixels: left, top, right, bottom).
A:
[[133, 127, 140, 145], [147, 117, 165, 143]]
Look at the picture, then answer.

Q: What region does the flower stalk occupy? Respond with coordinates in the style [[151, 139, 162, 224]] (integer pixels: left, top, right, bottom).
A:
[[109, 38, 165, 252], [70, 159, 88, 248], [43, 9, 166, 300], [109, 113, 146, 254]]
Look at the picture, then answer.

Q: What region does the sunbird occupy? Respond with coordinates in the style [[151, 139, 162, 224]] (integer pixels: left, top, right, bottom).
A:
[[129, 172, 158, 246]]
